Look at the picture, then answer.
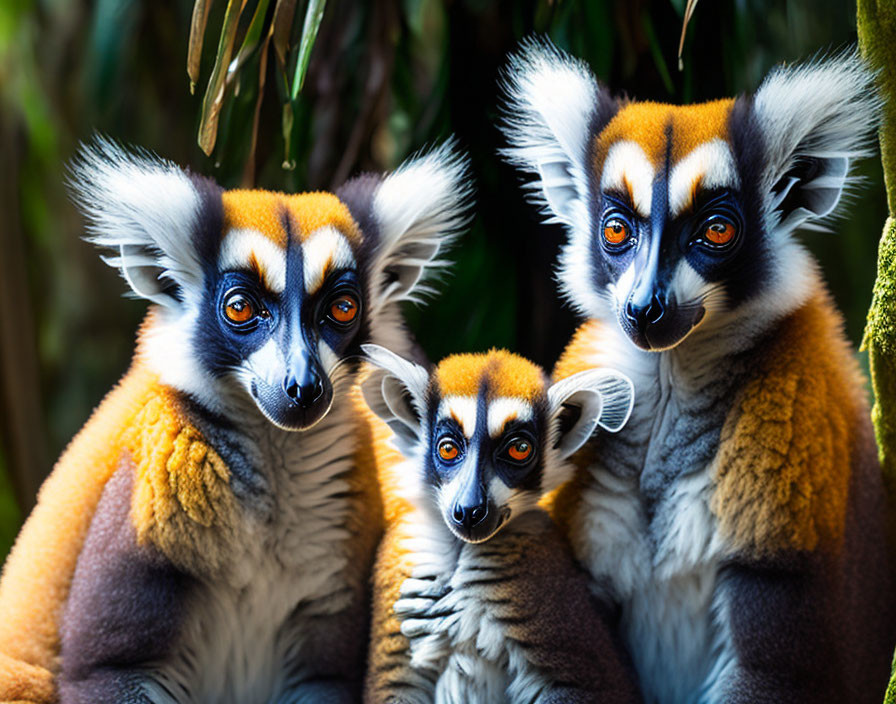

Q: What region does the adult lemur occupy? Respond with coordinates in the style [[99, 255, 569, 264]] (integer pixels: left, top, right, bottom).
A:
[[502, 40, 896, 702], [0, 138, 471, 703]]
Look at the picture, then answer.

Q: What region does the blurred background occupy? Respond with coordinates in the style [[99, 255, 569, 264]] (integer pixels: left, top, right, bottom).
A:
[[0, 0, 883, 560]]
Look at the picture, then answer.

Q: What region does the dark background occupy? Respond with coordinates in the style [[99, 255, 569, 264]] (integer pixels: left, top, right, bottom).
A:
[[0, 0, 884, 560]]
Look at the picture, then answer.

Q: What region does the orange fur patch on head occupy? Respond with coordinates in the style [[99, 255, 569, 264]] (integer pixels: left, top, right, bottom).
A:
[[594, 98, 736, 172], [710, 289, 869, 557], [435, 350, 545, 401], [222, 190, 361, 246]]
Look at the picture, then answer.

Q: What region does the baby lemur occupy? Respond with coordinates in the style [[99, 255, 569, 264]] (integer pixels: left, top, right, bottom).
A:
[[361, 344, 642, 704]]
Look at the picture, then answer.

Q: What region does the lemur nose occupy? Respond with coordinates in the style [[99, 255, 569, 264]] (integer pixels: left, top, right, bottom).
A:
[[625, 294, 665, 331], [451, 501, 488, 530], [283, 371, 325, 409]]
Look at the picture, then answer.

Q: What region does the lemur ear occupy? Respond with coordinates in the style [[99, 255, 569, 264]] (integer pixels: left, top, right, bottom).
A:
[[547, 369, 634, 460], [752, 51, 880, 236], [343, 140, 472, 316], [500, 37, 617, 227], [361, 344, 430, 455], [68, 137, 216, 308]]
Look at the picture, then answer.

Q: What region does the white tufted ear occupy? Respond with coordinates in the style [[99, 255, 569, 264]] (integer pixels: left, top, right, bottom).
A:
[[752, 51, 881, 237], [367, 139, 473, 313], [547, 368, 634, 460], [361, 344, 431, 456], [499, 37, 617, 228], [68, 136, 211, 308]]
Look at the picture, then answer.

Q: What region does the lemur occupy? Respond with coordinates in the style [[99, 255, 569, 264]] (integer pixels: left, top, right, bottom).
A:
[[0, 137, 471, 704], [360, 344, 642, 704], [501, 40, 896, 703]]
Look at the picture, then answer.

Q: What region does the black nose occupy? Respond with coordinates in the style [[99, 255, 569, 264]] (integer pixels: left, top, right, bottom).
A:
[[625, 294, 665, 332], [283, 369, 325, 409], [451, 501, 489, 531]]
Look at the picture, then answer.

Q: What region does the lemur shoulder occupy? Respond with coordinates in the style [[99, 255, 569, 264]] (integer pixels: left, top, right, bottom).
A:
[[0, 138, 472, 704], [503, 41, 896, 703], [361, 346, 642, 704]]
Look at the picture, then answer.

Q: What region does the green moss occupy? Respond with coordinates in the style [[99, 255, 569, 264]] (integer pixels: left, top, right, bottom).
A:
[[858, 4, 896, 702], [859, 0, 896, 214]]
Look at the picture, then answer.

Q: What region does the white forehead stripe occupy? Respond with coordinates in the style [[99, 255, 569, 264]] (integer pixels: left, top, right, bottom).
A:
[[668, 139, 740, 217], [302, 226, 356, 295], [600, 141, 655, 217], [487, 397, 534, 438], [438, 397, 478, 437], [219, 229, 286, 293]]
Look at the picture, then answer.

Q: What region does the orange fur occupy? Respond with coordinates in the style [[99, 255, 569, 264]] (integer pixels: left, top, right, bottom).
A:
[[222, 191, 361, 247], [434, 349, 545, 401], [0, 321, 392, 701], [126, 389, 239, 575], [710, 290, 868, 556], [0, 362, 160, 703], [547, 293, 868, 558], [364, 519, 418, 702], [594, 99, 735, 171]]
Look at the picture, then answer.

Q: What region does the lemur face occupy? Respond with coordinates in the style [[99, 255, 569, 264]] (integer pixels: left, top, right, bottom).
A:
[[361, 345, 634, 544], [426, 352, 547, 542], [502, 41, 879, 350], [71, 139, 471, 429], [199, 192, 367, 429], [587, 101, 751, 350]]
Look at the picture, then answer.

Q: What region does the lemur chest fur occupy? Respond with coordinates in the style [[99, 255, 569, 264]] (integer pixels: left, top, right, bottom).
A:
[[567, 331, 745, 704], [144, 399, 364, 704], [397, 513, 550, 704]]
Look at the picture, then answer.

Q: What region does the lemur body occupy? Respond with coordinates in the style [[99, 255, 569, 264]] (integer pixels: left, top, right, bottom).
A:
[[361, 347, 642, 704], [503, 43, 895, 703], [0, 139, 470, 703]]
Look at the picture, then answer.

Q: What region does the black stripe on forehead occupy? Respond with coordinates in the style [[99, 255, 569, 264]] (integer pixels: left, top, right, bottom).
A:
[[281, 208, 305, 348], [283, 207, 305, 298], [473, 373, 491, 442]]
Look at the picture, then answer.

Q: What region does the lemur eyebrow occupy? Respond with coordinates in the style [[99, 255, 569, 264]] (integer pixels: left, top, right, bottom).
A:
[[686, 187, 737, 217], [602, 189, 635, 212]]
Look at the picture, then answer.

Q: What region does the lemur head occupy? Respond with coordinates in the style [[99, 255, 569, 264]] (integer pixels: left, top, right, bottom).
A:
[[362, 344, 633, 542], [69, 138, 471, 430], [502, 40, 880, 351]]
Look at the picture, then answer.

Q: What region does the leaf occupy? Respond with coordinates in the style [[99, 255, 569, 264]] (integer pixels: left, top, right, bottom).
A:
[[270, 0, 298, 70], [677, 0, 699, 71], [187, 0, 215, 94], [289, 0, 326, 101], [226, 0, 272, 89], [197, 0, 248, 156]]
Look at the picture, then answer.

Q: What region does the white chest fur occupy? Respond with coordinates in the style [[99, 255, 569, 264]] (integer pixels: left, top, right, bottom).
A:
[[569, 328, 737, 704], [395, 513, 551, 704], [143, 399, 360, 704]]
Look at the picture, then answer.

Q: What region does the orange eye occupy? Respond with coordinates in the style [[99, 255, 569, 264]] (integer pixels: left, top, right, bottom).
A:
[[438, 440, 459, 461], [329, 295, 359, 324], [704, 221, 736, 246], [603, 219, 630, 245], [507, 439, 533, 462], [224, 293, 255, 324]]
